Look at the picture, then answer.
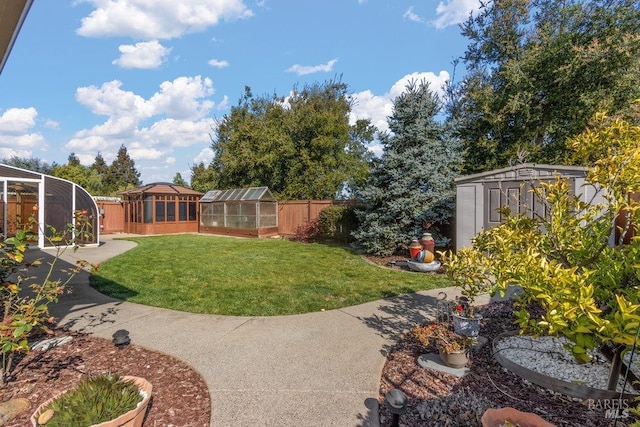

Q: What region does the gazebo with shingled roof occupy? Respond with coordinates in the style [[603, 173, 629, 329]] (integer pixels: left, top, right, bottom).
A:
[[120, 183, 203, 235]]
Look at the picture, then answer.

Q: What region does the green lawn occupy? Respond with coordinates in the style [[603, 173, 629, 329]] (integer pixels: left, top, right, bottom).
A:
[[89, 234, 450, 316]]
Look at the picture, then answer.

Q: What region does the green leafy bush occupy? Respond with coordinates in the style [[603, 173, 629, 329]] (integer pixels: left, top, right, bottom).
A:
[[318, 205, 358, 243]]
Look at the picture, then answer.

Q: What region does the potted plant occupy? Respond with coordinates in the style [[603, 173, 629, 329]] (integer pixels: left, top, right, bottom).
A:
[[413, 322, 474, 368], [30, 373, 152, 427], [441, 245, 492, 337], [451, 296, 483, 337]]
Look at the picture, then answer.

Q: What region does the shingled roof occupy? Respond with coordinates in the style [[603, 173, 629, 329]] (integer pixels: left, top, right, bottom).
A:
[[120, 183, 203, 196]]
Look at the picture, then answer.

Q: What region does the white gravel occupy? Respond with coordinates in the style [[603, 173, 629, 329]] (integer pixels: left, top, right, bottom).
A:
[[494, 335, 640, 393]]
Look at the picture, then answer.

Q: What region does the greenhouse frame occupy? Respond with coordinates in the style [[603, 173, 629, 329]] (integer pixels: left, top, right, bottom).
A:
[[0, 163, 99, 247], [199, 187, 279, 238]]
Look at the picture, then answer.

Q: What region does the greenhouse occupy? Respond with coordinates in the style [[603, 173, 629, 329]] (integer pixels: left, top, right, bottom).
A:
[[0, 163, 99, 247], [199, 187, 279, 238]]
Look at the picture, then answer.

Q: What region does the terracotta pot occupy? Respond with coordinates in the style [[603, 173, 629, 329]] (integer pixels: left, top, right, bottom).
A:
[[438, 347, 468, 368], [409, 240, 422, 260], [30, 376, 152, 427], [481, 407, 556, 427]]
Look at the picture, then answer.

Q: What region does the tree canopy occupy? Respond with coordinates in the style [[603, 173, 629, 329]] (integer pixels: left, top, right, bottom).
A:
[[0, 156, 55, 175], [195, 80, 375, 199], [448, 0, 640, 173], [49, 146, 141, 196]]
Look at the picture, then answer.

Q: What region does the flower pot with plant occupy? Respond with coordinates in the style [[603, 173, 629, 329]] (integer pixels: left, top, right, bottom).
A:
[[413, 322, 474, 368], [441, 248, 492, 336], [451, 296, 483, 337], [30, 373, 152, 427]]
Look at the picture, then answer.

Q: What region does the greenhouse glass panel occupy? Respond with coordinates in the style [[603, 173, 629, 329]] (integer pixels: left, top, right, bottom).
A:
[[259, 201, 277, 227]]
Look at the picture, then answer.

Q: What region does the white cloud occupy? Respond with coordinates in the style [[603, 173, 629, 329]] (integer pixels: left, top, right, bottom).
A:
[[403, 6, 424, 24], [350, 90, 392, 135], [76, 81, 152, 118], [194, 147, 214, 164], [112, 40, 172, 69], [138, 118, 214, 148], [350, 71, 450, 135], [208, 58, 229, 68], [44, 119, 60, 129], [216, 95, 230, 110], [127, 146, 165, 161], [66, 75, 218, 181], [149, 76, 215, 119], [0, 108, 45, 158], [388, 71, 450, 101], [0, 107, 38, 134], [433, 0, 480, 29], [404, 2, 480, 29], [77, 0, 253, 40], [0, 133, 44, 149], [286, 58, 338, 76]]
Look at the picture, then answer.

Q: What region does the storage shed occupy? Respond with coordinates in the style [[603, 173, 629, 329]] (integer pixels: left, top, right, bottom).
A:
[[454, 163, 602, 250], [120, 183, 203, 235], [199, 186, 278, 238], [0, 163, 99, 247]]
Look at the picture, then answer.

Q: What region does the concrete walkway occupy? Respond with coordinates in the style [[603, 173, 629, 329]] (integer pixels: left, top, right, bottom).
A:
[[34, 235, 489, 427]]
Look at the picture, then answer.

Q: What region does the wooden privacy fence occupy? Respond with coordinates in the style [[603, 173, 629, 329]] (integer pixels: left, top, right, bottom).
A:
[[95, 200, 125, 234], [95, 198, 358, 237], [277, 200, 333, 236]]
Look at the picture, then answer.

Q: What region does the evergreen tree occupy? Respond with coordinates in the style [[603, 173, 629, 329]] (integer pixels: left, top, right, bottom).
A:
[[90, 152, 109, 195], [67, 153, 81, 167], [353, 80, 462, 255], [172, 172, 189, 188], [190, 161, 219, 192], [106, 145, 141, 193]]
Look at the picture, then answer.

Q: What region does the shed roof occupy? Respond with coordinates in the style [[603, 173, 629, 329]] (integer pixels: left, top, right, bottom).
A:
[[120, 183, 203, 196], [454, 163, 587, 185], [201, 186, 275, 202]]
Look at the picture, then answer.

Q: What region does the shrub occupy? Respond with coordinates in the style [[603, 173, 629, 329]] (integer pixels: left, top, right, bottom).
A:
[[318, 205, 358, 243], [37, 373, 142, 426], [1, 210, 94, 387], [292, 218, 322, 243]]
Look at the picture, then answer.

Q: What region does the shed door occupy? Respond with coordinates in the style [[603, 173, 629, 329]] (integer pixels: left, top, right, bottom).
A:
[[484, 181, 525, 230], [483, 178, 575, 230]]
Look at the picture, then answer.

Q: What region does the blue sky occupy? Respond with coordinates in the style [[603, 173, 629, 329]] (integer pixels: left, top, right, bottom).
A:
[[0, 0, 478, 185]]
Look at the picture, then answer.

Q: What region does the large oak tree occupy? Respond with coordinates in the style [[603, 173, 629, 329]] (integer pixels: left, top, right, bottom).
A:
[[448, 0, 640, 173]]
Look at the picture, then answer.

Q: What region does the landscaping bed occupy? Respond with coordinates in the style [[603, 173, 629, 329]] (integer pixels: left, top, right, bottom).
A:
[[0, 329, 210, 426], [378, 300, 638, 426]]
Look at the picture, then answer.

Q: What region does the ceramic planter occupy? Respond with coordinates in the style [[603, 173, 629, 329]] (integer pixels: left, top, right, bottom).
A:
[[30, 376, 152, 427], [452, 313, 482, 337], [438, 347, 469, 369]]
